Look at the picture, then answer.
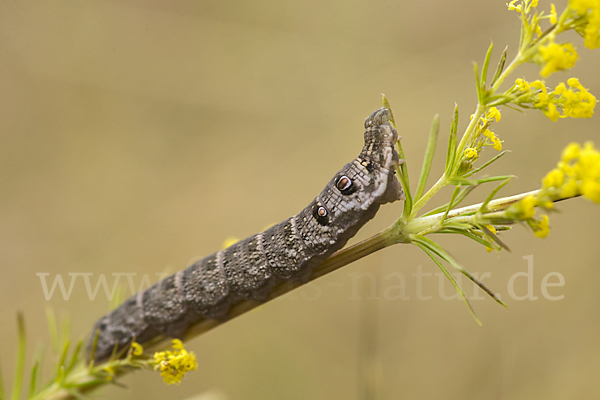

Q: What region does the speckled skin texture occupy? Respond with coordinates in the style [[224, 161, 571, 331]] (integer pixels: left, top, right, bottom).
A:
[[88, 108, 404, 362]]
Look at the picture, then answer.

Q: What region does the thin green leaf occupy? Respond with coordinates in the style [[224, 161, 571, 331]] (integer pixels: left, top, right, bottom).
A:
[[382, 94, 396, 129], [66, 340, 83, 376], [487, 94, 516, 107], [442, 185, 462, 223], [109, 285, 124, 311], [438, 221, 476, 231], [449, 177, 479, 186], [414, 236, 508, 309], [491, 46, 508, 87], [421, 204, 450, 218], [479, 178, 512, 213], [474, 62, 482, 103], [11, 313, 26, 400], [66, 378, 110, 390], [28, 362, 38, 399], [109, 341, 119, 362], [471, 175, 515, 184], [481, 42, 494, 89], [56, 340, 70, 384], [0, 359, 5, 400], [463, 150, 509, 177], [481, 216, 519, 225], [503, 103, 526, 113], [479, 224, 511, 251], [87, 329, 100, 371], [396, 140, 413, 217], [415, 114, 439, 202], [415, 241, 481, 326], [32, 344, 45, 394], [45, 308, 59, 353], [439, 228, 495, 248], [450, 175, 514, 186], [445, 104, 459, 176], [61, 315, 70, 350], [421, 186, 477, 217]]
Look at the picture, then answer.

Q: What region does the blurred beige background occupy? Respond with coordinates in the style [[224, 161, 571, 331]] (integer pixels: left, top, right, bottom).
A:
[[1, 0, 599, 399]]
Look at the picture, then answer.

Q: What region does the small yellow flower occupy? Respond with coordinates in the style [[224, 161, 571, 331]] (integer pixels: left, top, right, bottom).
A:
[[521, 195, 537, 218], [103, 365, 116, 381], [542, 168, 565, 188], [541, 200, 555, 209], [508, 194, 537, 219], [490, 136, 503, 151], [538, 42, 578, 77], [545, 102, 561, 121], [562, 142, 581, 162], [508, 0, 522, 12], [529, 80, 549, 106], [535, 24, 543, 36], [532, 215, 550, 238], [485, 225, 497, 252], [515, 78, 529, 93], [153, 339, 198, 385], [560, 178, 580, 197], [481, 129, 503, 151], [486, 107, 502, 122], [464, 148, 478, 159], [581, 179, 600, 202], [131, 342, 143, 356], [578, 142, 600, 202], [549, 3, 557, 24]]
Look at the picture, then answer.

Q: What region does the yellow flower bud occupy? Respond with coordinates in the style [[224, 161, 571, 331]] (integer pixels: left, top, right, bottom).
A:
[[542, 168, 565, 188], [533, 215, 550, 238]]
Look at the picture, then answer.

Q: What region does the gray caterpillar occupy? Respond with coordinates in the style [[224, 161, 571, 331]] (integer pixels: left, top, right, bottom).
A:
[[88, 108, 404, 362]]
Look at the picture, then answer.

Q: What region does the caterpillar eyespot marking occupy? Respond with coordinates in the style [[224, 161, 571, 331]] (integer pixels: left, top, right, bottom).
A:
[[88, 107, 404, 362]]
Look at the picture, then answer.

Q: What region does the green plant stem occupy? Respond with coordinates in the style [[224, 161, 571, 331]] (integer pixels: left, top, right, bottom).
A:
[[30, 188, 544, 400], [490, 54, 524, 94], [407, 190, 540, 234], [171, 189, 540, 349], [454, 103, 486, 163], [409, 176, 447, 220], [11, 314, 25, 400]]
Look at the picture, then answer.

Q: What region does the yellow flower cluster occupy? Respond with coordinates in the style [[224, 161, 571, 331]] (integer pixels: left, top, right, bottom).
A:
[[529, 214, 550, 238], [538, 41, 578, 77], [482, 108, 503, 151], [514, 78, 596, 121], [508, 142, 600, 239], [483, 129, 503, 151], [506, 194, 551, 238], [555, 78, 597, 118], [569, 0, 600, 49], [153, 339, 198, 385], [507, 0, 539, 13], [461, 108, 504, 171], [542, 141, 600, 202]]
